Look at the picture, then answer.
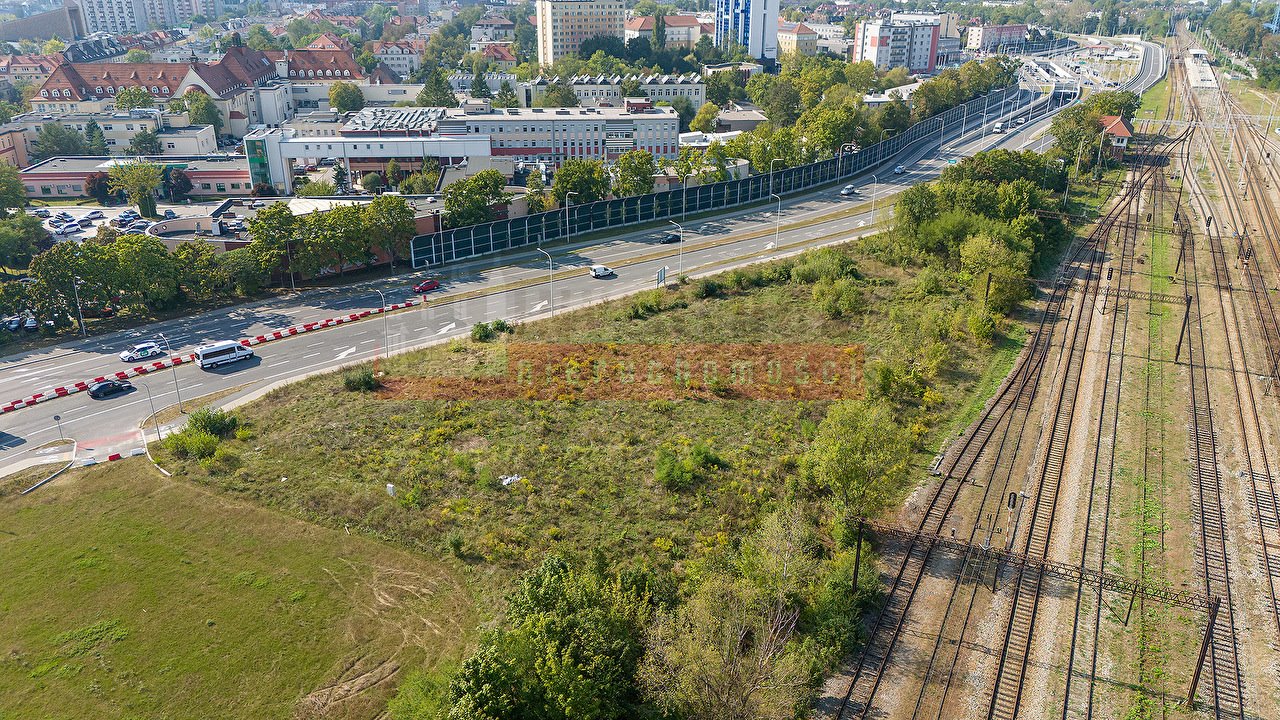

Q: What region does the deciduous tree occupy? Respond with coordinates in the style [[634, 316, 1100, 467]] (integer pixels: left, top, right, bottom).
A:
[[552, 158, 610, 204], [363, 194, 415, 263], [107, 160, 163, 217], [113, 86, 154, 110], [442, 169, 508, 228], [126, 128, 161, 155], [329, 81, 365, 113], [612, 149, 656, 197], [690, 102, 720, 133]]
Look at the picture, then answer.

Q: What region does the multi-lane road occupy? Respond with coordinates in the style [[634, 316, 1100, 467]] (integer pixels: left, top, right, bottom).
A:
[[0, 45, 1166, 470]]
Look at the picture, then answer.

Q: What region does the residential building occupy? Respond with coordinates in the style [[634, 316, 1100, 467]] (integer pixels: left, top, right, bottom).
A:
[[372, 40, 423, 78], [0, 125, 29, 167], [435, 98, 679, 166], [79, 0, 224, 34], [265, 49, 379, 83], [0, 55, 61, 87], [623, 15, 711, 50], [777, 20, 819, 56], [714, 0, 779, 60], [0, 2, 85, 43], [701, 61, 764, 82], [966, 24, 1028, 51], [482, 44, 518, 71], [852, 18, 939, 74], [1098, 115, 1133, 159], [714, 101, 767, 131], [535, 0, 626, 67], [471, 15, 515, 43], [306, 33, 356, 53], [3, 109, 215, 158], [524, 73, 704, 109], [891, 11, 961, 38]]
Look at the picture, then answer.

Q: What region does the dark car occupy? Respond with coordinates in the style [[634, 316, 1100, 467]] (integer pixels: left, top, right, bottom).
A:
[[413, 278, 441, 293], [4, 316, 20, 331], [660, 232, 681, 244], [163, 209, 178, 219], [88, 379, 133, 399]]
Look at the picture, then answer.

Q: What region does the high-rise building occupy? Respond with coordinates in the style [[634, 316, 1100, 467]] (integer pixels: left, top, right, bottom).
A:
[[535, 0, 626, 67], [852, 19, 940, 74], [714, 0, 779, 61], [79, 0, 223, 34]]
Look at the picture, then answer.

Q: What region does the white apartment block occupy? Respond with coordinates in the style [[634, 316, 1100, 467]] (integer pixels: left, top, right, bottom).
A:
[[966, 24, 1028, 51], [372, 41, 422, 79], [435, 98, 678, 166], [853, 19, 940, 74], [714, 0, 779, 60], [535, 0, 626, 67], [525, 74, 705, 108], [81, 0, 222, 33]]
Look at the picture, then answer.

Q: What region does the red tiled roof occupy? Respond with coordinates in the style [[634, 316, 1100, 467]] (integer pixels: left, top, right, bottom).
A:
[[626, 15, 702, 31], [0, 54, 60, 75], [367, 64, 400, 85], [778, 20, 817, 35], [38, 62, 188, 102], [1098, 115, 1133, 138], [483, 44, 516, 62], [307, 32, 354, 52], [266, 49, 364, 80], [217, 46, 278, 86]]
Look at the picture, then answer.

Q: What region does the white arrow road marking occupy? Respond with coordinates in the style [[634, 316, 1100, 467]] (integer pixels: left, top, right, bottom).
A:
[[531, 300, 549, 312], [335, 346, 358, 360], [436, 322, 457, 335]]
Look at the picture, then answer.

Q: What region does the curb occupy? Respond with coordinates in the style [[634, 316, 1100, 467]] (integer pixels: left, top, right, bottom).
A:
[[78, 447, 148, 466]]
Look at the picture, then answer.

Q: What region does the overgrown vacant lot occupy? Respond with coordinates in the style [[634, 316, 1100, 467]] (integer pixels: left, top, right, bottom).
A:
[[158, 246, 1018, 578], [0, 463, 475, 720]]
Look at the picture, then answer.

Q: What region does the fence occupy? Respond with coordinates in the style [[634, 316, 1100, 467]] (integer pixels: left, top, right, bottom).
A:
[[411, 85, 1027, 268]]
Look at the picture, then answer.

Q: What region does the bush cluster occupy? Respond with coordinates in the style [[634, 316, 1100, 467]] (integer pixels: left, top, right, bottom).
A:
[[343, 368, 381, 392], [655, 441, 726, 492]]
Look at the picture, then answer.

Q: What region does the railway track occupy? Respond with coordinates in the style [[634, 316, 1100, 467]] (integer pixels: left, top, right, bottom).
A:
[[831, 99, 1189, 719]]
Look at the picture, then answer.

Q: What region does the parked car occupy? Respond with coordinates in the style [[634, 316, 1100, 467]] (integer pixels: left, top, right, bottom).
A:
[[32, 208, 50, 218], [589, 264, 615, 278], [126, 221, 151, 232], [87, 379, 133, 399], [660, 231, 680, 244], [55, 211, 73, 220], [894, 165, 907, 174], [23, 316, 37, 332], [78, 218, 96, 228], [305, 164, 318, 172], [412, 278, 441, 293], [163, 209, 178, 220], [119, 341, 164, 362], [249, 200, 266, 208], [54, 224, 79, 236], [840, 184, 859, 197], [4, 316, 21, 331], [84, 210, 105, 220], [48, 217, 65, 227]]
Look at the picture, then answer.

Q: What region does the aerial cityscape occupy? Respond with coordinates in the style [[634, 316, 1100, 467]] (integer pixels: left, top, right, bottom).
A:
[[2, 0, 1277, 718]]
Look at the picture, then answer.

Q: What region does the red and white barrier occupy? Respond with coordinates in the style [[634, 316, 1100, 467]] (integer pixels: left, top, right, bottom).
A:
[[2, 297, 425, 415]]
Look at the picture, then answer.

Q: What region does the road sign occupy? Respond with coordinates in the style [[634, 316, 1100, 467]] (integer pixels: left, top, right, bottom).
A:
[[947, 159, 958, 164], [657, 266, 667, 288]]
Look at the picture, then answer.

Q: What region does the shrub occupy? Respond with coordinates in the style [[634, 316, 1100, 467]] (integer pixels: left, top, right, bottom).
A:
[[164, 429, 219, 459], [490, 318, 514, 334], [693, 278, 722, 298], [624, 289, 668, 319], [201, 447, 241, 474], [655, 441, 727, 492], [812, 277, 866, 319], [471, 322, 497, 342], [445, 531, 465, 557], [967, 309, 997, 344], [790, 247, 859, 284], [343, 368, 381, 391], [184, 407, 239, 438]]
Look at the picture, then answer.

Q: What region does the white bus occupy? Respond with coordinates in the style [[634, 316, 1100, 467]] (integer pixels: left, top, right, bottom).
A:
[[194, 341, 254, 370]]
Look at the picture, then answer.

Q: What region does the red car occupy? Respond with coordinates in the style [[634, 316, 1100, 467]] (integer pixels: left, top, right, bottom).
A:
[[412, 278, 441, 293]]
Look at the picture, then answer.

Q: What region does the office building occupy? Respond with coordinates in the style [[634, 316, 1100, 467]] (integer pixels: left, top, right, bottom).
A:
[[535, 0, 626, 67], [778, 20, 818, 56], [714, 0, 779, 61], [852, 19, 939, 74], [966, 24, 1028, 51]]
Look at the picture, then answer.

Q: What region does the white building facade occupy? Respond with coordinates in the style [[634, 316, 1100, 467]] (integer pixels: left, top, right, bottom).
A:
[[714, 0, 779, 61]]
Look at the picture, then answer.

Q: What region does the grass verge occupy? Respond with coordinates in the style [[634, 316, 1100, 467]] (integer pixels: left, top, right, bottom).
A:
[[0, 461, 476, 719]]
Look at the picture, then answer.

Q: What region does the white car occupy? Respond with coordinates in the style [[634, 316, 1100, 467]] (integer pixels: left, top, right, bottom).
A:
[[893, 165, 907, 175], [589, 264, 615, 278], [840, 184, 859, 197], [84, 210, 105, 220], [119, 341, 165, 362]]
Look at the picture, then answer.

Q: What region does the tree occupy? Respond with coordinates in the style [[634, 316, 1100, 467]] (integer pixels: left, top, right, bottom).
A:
[[114, 86, 154, 110], [126, 128, 161, 156], [167, 168, 193, 200], [246, 202, 296, 275], [804, 400, 910, 547], [690, 102, 720, 133], [960, 232, 1031, 314], [620, 76, 644, 98], [705, 71, 743, 106], [0, 164, 26, 212], [612, 149, 656, 198], [552, 158, 610, 204], [669, 95, 695, 132], [654, 14, 667, 49], [333, 162, 349, 191], [442, 169, 508, 228], [446, 556, 655, 719], [295, 204, 368, 277], [41, 38, 65, 55], [360, 172, 383, 193], [494, 80, 520, 108], [170, 90, 223, 134], [525, 171, 548, 213], [245, 25, 278, 50], [363, 194, 415, 264], [470, 67, 492, 98], [295, 179, 336, 197], [219, 248, 265, 295], [895, 184, 939, 239], [641, 510, 813, 720], [172, 241, 225, 300], [354, 50, 379, 74], [111, 233, 181, 310], [0, 214, 47, 271], [31, 123, 87, 160], [83, 171, 111, 204], [416, 67, 458, 107], [329, 81, 365, 113], [83, 121, 107, 155], [539, 81, 579, 107], [759, 78, 802, 126], [384, 159, 402, 187], [123, 49, 152, 63], [107, 160, 163, 217]]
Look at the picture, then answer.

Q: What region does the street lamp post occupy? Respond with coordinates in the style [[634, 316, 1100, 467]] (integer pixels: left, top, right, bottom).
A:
[[138, 381, 161, 444], [374, 289, 389, 358], [871, 174, 878, 215], [668, 220, 684, 275], [769, 157, 784, 198], [70, 275, 86, 337], [157, 332, 183, 413], [536, 247, 554, 316], [769, 193, 781, 249], [877, 129, 896, 167], [565, 191, 578, 243]]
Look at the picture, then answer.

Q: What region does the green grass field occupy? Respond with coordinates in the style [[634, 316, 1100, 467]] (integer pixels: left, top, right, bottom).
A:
[[0, 463, 477, 719]]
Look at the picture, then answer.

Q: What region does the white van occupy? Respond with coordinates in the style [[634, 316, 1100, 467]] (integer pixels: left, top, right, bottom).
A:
[[194, 340, 254, 369], [993, 121, 1006, 133]]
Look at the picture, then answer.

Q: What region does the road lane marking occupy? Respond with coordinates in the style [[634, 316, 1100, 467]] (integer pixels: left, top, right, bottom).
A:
[[335, 346, 358, 360], [436, 322, 457, 335]]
